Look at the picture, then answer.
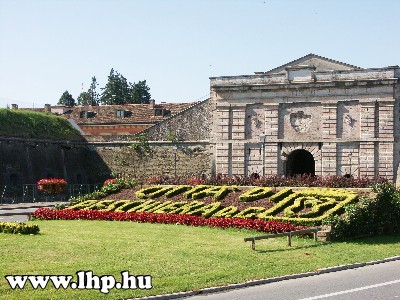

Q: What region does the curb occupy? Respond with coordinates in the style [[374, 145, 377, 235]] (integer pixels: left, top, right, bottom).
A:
[[132, 256, 400, 300]]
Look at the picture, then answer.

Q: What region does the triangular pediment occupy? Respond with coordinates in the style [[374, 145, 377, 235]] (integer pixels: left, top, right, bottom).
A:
[[256, 54, 362, 75]]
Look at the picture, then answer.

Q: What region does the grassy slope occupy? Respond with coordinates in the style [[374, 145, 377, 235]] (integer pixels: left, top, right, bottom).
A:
[[0, 221, 399, 300], [0, 109, 81, 139]]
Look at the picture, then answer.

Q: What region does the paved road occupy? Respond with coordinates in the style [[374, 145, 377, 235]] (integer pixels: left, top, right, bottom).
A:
[[0, 202, 65, 222], [184, 260, 400, 300]]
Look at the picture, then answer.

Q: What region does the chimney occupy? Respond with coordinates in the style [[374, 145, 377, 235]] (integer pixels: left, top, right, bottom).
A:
[[149, 99, 155, 109], [11, 104, 18, 110], [44, 104, 51, 112]]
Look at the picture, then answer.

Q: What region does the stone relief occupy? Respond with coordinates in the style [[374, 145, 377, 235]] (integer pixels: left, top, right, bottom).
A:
[[290, 111, 312, 133], [344, 114, 355, 128], [252, 117, 262, 128]]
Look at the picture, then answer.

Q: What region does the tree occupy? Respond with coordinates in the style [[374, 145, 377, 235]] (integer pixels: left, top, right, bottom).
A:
[[77, 91, 91, 106], [58, 90, 76, 107], [100, 69, 131, 105], [87, 76, 100, 106], [129, 80, 151, 104]]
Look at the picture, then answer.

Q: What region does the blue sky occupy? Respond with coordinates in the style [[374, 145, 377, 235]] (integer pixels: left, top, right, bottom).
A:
[[0, 0, 399, 108]]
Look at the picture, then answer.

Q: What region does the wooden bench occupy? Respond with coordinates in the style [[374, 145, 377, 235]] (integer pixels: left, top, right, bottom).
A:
[[244, 228, 320, 250]]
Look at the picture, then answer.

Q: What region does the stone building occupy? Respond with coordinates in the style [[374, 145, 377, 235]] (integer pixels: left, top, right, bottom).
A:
[[209, 54, 400, 181]]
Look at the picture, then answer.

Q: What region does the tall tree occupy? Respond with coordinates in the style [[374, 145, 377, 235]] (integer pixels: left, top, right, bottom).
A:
[[129, 80, 151, 104], [77, 91, 91, 106], [87, 76, 100, 106], [100, 69, 131, 105], [58, 90, 76, 107]]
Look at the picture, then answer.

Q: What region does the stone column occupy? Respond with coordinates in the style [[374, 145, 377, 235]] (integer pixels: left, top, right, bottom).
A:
[[215, 107, 231, 175], [321, 143, 337, 176], [359, 142, 376, 177], [360, 101, 376, 139], [378, 142, 394, 180], [264, 104, 279, 139], [232, 143, 245, 176], [264, 104, 279, 176], [265, 143, 278, 175], [322, 103, 337, 139], [378, 101, 394, 138], [231, 108, 246, 140]]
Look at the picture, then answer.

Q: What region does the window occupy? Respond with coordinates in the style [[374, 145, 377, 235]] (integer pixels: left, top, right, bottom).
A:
[[115, 110, 132, 118], [154, 108, 170, 117], [80, 111, 96, 118]]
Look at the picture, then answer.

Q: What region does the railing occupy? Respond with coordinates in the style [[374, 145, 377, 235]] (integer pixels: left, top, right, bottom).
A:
[[244, 228, 320, 250], [0, 184, 102, 204]]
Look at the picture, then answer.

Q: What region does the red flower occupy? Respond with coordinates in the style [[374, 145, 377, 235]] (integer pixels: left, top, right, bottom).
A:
[[103, 179, 117, 186], [37, 178, 67, 195], [33, 208, 301, 234]]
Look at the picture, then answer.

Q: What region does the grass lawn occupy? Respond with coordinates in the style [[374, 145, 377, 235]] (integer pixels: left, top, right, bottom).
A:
[[1, 220, 400, 300]]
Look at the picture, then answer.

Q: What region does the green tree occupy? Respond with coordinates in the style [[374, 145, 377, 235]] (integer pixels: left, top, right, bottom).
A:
[[58, 90, 76, 107], [129, 80, 151, 104], [77, 91, 91, 106], [87, 76, 100, 106], [100, 69, 131, 105]]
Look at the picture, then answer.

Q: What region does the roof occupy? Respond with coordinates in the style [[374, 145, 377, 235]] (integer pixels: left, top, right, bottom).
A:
[[255, 53, 363, 75], [22, 102, 198, 125]]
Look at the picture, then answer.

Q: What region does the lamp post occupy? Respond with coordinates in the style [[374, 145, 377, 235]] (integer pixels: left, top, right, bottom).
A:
[[173, 145, 178, 178], [259, 132, 267, 177]]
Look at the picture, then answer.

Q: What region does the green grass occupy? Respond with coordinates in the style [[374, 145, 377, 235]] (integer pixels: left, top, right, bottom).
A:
[[1, 221, 399, 300], [0, 109, 81, 139]]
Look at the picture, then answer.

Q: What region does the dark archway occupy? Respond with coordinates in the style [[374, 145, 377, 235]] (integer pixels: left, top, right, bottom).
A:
[[286, 149, 315, 177]]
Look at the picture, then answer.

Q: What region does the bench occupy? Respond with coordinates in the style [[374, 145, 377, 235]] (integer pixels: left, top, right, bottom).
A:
[[244, 227, 320, 250]]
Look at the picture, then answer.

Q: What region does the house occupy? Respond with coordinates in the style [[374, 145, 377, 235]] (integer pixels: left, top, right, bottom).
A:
[[21, 100, 197, 136]]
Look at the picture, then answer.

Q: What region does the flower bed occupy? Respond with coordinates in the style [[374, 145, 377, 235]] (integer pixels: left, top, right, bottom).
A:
[[144, 174, 388, 188], [63, 186, 360, 226], [37, 178, 67, 194], [33, 208, 301, 234]]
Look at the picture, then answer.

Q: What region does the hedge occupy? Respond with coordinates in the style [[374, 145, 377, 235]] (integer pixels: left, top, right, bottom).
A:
[[0, 222, 40, 235]]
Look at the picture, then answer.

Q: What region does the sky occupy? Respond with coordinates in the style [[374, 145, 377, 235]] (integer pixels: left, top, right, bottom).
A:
[[0, 0, 399, 109]]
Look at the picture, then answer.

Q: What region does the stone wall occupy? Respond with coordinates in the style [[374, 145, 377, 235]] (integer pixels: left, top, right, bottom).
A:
[[140, 99, 215, 141], [0, 137, 110, 185], [93, 142, 213, 181]]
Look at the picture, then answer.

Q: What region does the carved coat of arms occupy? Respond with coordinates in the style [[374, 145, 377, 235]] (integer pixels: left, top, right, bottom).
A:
[[290, 111, 312, 133]]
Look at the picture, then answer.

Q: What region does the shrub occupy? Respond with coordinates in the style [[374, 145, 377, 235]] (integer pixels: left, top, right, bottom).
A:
[[140, 174, 389, 188], [69, 200, 98, 210], [136, 186, 174, 199], [114, 200, 145, 212], [0, 222, 40, 235], [269, 188, 293, 203], [68, 178, 137, 204], [239, 187, 273, 202], [235, 207, 266, 219], [191, 186, 230, 200], [211, 206, 239, 218], [164, 186, 192, 198], [325, 182, 400, 240], [259, 188, 359, 226], [103, 200, 131, 212], [152, 202, 188, 214], [183, 185, 210, 199]]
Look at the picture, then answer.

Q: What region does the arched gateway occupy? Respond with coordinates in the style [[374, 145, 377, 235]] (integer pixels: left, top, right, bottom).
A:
[[286, 149, 315, 177]]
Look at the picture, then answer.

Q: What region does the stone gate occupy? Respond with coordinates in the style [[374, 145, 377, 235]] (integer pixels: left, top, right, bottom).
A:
[[210, 54, 400, 181]]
